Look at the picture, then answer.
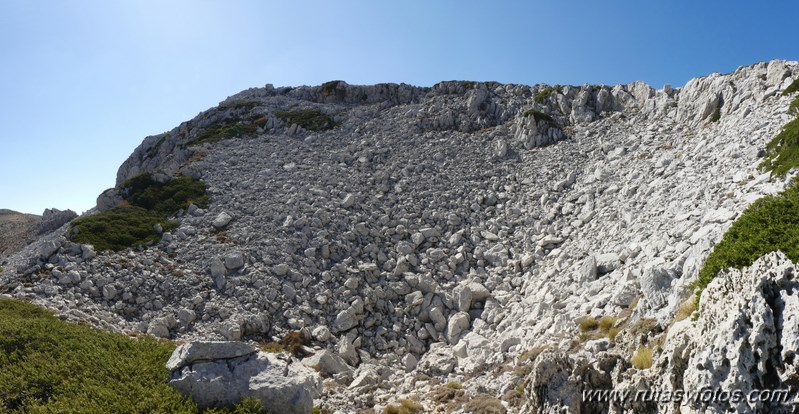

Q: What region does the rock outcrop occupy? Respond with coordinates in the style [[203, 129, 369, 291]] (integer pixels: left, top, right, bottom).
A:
[[167, 341, 321, 413]]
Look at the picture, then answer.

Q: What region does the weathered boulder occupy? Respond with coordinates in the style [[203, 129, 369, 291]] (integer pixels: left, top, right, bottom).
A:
[[167, 341, 320, 413]]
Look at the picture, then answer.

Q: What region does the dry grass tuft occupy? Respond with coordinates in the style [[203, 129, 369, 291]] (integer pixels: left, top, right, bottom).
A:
[[631, 346, 654, 369]]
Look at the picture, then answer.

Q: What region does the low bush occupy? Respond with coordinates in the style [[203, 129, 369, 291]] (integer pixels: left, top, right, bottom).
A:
[[534, 86, 557, 103], [0, 298, 196, 413], [522, 109, 557, 125], [122, 175, 210, 214], [760, 118, 799, 176], [783, 78, 799, 96], [276, 109, 338, 132], [70, 175, 209, 252], [693, 182, 799, 299], [70, 206, 177, 252], [190, 120, 258, 146]]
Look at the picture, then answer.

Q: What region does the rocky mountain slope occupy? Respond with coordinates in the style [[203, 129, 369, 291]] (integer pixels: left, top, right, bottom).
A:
[[0, 209, 40, 261], [0, 208, 77, 264], [2, 60, 799, 413]]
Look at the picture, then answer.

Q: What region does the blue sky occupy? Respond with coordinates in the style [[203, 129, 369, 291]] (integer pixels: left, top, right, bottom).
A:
[[0, 1, 797, 215]]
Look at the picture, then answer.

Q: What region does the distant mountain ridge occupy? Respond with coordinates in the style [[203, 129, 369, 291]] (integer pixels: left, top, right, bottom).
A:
[[0, 209, 41, 262]]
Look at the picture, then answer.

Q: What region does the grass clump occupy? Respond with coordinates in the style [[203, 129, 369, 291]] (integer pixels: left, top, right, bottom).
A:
[[0, 298, 197, 413], [70, 174, 209, 252], [598, 316, 617, 332], [522, 109, 557, 125], [280, 330, 311, 357], [383, 399, 422, 414], [446, 381, 463, 390], [276, 109, 338, 132], [693, 183, 799, 299], [631, 346, 654, 369], [674, 295, 698, 322], [463, 394, 506, 414], [578, 318, 599, 332]]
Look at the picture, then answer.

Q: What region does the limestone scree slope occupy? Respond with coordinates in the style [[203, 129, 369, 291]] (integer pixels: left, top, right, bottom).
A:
[[2, 60, 799, 413]]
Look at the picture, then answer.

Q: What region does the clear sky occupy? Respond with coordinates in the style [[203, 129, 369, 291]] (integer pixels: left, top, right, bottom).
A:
[[0, 1, 797, 215]]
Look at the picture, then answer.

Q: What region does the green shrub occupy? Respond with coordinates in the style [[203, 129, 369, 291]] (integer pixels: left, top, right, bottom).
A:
[[0, 298, 196, 413], [534, 86, 557, 103], [760, 118, 799, 177], [71, 206, 177, 252], [522, 109, 557, 125], [122, 175, 210, 214], [276, 109, 338, 132], [710, 105, 721, 122], [694, 182, 799, 299], [71, 175, 208, 252], [782, 78, 799, 96], [190, 120, 258, 146]]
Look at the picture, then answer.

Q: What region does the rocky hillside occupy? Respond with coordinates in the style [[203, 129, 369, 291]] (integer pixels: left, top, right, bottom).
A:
[[0, 209, 40, 261], [2, 60, 799, 413], [0, 208, 77, 264]]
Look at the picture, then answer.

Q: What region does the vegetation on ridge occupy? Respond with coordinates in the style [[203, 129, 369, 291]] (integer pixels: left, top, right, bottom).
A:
[[522, 109, 557, 125], [276, 109, 338, 131], [71, 175, 209, 252]]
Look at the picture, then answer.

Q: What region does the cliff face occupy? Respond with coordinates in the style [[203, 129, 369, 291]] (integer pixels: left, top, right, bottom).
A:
[[3, 60, 799, 413]]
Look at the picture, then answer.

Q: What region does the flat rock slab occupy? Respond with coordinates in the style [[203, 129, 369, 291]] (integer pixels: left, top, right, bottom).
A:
[[166, 341, 257, 371]]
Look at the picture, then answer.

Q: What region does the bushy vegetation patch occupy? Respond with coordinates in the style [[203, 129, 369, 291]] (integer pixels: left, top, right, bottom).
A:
[[693, 183, 799, 298], [0, 298, 195, 413], [70, 175, 209, 252], [760, 118, 799, 177], [276, 109, 338, 132], [522, 109, 557, 125], [122, 175, 210, 214], [534, 86, 557, 103], [190, 119, 258, 146], [70, 206, 177, 252], [696, 81, 799, 304], [0, 299, 267, 413], [783, 78, 799, 96]]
